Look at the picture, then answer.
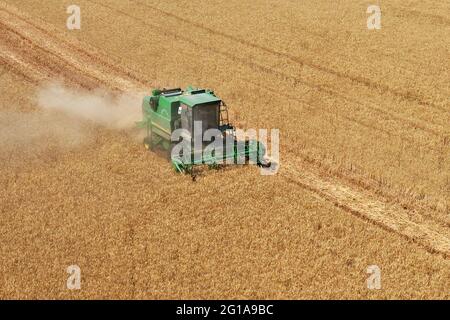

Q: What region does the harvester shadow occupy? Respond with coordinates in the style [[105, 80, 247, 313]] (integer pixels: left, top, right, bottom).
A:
[[183, 162, 257, 181]]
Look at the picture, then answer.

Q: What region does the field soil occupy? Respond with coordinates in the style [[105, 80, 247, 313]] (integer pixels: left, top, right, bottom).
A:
[[0, 0, 449, 298]]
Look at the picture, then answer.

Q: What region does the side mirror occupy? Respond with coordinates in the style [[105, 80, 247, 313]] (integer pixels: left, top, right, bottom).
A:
[[149, 96, 158, 110]]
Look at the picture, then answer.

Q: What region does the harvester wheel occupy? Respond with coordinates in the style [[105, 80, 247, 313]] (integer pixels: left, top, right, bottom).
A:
[[166, 142, 176, 161], [257, 161, 272, 168], [208, 163, 221, 170]]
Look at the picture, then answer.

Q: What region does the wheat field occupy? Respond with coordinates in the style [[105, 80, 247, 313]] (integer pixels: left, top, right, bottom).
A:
[[0, 0, 449, 299]]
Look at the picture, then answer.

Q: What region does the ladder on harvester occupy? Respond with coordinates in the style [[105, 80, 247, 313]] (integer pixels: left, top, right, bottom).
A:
[[219, 101, 234, 134], [219, 101, 235, 134], [219, 101, 230, 127]]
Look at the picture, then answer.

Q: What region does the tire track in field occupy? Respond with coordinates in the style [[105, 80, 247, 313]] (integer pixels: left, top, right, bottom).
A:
[[89, 0, 448, 141], [130, 0, 449, 114], [0, 21, 107, 90], [392, 6, 450, 27], [1, 5, 153, 89], [1, 2, 449, 257], [0, 50, 40, 84], [282, 160, 450, 259], [0, 3, 144, 92]]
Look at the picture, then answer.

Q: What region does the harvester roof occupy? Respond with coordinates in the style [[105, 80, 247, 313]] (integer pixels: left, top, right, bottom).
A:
[[179, 92, 221, 107], [154, 87, 221, 107]]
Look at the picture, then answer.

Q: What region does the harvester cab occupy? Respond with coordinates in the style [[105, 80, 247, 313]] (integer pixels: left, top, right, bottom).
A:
[[137, 86, 270, 176]]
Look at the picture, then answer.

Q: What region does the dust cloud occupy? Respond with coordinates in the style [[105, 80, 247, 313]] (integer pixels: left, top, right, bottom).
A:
[[37, 81, 142, 130], [0, 81, 144, 166]]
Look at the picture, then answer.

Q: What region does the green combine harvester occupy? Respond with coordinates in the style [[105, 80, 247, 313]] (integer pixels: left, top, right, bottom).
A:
[[137, 86, 271, 176]]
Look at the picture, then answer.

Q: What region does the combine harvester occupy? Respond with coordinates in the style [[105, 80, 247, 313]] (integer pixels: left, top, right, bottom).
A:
[[137, 86, 271, 177]]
